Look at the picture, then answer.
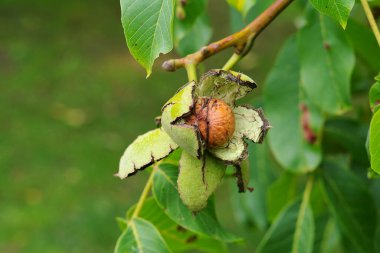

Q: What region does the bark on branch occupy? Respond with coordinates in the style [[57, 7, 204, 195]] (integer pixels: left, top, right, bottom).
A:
[[162, 0, 294, 72]]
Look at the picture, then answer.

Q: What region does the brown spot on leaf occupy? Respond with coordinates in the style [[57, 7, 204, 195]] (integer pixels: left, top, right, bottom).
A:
[[300, 103, 317, 144], [186, 235, 198, 243], [176, 225, 187, 233], [180, 0, 187, 6]]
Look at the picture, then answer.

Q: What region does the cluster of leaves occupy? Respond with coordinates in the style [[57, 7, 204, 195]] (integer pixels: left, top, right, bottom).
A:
[[230, 1, 380, 252], [115, 161, 240, 253], [116, 0, 380, 252]]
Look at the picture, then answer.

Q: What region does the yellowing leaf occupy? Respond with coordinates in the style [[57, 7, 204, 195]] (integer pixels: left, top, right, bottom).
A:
[[227, 0, 256, 17]]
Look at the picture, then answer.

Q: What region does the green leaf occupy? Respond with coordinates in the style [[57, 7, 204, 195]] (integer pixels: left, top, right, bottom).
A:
[[197, 69, 257, 107], [152, 163, 241, 242], [321, 160, 377, 253], [370, 110, 380, 173], [369, 74, 380, 112], [256, 200, 315, 253], [267, 172, 298, 222], [316, 219, 344, 253], [175, 14, 212, 56], [292, 205, 314, 253], [264, 37, 323, 173], [245, 0, 274, 20], [120, 0, 174, 76], [229, 6, 246, 33], [298, 14, 355, 114], [178, 151, 226, 212], [117, 128, 178, 179], [227, 0, 256, 17], [178, 0, 207, 24], [309, 179, 328, 218], [323, 118, 370, 166], [115, 217, 171, 253], [116, 217, 128, 232], [174, 0, 212, 56], [346, 19, 380, 71], [309, 0, 355, 28], [248, 142, 279, 228], [127, 198, 228, 253], [234, 157, 251, 192], [375, 220, 380, 253], [231, 141, 278, 231]]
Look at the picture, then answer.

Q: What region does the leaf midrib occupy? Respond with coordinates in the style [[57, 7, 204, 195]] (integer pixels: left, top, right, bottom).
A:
[[323, 173, 369, 252], [150, 0, 167, 60], [318, 15, 343, 108]]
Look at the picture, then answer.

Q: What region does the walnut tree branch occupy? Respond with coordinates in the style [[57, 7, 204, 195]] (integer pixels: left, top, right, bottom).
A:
[[162, 0, 293, 72]]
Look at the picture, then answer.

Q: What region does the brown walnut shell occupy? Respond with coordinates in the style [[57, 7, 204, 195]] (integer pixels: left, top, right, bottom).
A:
[[185, 98, 235, 148]]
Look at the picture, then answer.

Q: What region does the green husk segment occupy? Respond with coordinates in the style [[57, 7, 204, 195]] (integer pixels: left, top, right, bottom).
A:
[[209, 135, 248, 164], [178, 151, 227, 212], [234, 105, 270, 143], [162, 81, 196, 122], [161, 81, 203, 158], [117, 128, 178, 179], [197, 69, 257, 106], [161, 104, 203, 158]]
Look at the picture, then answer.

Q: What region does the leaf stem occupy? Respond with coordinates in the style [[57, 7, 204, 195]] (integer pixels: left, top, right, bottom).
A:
[[185, 63, 198, 81], [175, 0, 186, 20], [222, 53, 242, 71], [131, 169, 155, 219], [291, 174, 314, 253], [162, 0, 293, 72], [360, 0, 380, 47]]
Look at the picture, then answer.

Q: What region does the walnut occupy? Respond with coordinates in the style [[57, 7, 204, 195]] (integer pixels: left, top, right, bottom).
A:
[[186, 98, 235, 148]]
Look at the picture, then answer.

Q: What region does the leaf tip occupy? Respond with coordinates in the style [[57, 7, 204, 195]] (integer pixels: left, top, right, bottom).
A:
[[114, 172, 124, 179], [146, 69, 152, 78]]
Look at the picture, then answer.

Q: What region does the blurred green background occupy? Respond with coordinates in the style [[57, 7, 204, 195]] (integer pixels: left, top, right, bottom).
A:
[[0, 0, 297, 252]]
